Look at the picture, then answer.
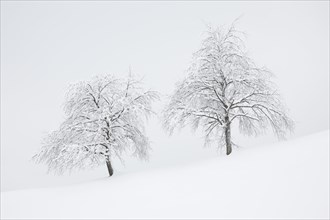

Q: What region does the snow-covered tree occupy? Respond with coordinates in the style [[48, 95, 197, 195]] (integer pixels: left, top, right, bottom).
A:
[[33, 74, 158, 176], [163, 25, 294, 155]]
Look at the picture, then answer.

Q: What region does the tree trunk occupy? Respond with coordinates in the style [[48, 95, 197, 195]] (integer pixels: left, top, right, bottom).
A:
[[225, 123, 232, 155], [106, 157, 114, 177]]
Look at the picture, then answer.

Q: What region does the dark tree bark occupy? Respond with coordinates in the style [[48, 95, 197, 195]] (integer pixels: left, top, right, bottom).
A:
[[106, 156, 114, 176], [225, 125, 232, 155], [224, 115, 232, 155]]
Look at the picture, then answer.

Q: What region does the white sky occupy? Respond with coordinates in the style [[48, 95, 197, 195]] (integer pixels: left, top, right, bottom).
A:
[[1, 1, 329, 191]]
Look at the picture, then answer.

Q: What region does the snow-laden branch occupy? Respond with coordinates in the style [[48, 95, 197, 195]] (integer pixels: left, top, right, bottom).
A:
[[163, 24, 294, 154], [33, 74, 159, 174]]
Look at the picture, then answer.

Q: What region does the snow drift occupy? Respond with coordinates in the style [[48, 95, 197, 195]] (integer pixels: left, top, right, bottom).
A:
[[1, 130, 329, 219]]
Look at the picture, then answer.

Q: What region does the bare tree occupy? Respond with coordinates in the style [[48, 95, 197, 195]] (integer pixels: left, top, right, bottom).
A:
[[33, 73, 158, 176], [163, 25, 294, 155]]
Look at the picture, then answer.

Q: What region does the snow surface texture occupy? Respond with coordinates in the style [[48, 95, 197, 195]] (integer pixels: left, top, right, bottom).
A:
[[1, 130, 329, 219]]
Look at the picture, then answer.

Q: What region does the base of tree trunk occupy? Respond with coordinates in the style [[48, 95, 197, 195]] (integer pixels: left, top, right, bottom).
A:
[[225, 123, 232, 155], [226, 145, 232, 155], [106, 158, 114, 177]]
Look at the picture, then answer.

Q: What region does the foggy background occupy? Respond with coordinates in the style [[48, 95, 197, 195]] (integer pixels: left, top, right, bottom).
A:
[[1, 1, 329, 192]]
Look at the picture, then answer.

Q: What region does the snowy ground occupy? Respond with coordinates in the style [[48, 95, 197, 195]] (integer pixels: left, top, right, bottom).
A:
[[1, 130, 329, 219]]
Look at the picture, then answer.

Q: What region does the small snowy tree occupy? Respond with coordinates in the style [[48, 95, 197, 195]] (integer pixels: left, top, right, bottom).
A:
[[34, 74, 158, 176], [163, 25, 294, 155]]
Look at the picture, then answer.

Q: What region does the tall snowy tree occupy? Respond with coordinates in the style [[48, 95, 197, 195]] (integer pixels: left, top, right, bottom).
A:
[[163, 25, 294, 155], [34, 74, 158, 176]]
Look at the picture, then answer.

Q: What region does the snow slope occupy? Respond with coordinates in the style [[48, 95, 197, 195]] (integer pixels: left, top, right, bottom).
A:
[[1, 130, 329, 219]]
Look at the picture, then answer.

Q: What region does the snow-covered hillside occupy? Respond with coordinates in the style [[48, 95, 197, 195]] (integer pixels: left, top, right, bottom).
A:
[[1, 131, 329, 219]]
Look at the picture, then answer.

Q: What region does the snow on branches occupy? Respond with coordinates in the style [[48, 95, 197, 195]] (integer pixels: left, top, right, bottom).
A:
[[34, 74, 159, 175], [163, 25, 294, 155]]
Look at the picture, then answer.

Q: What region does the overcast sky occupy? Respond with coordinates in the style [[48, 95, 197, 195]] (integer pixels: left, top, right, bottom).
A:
[[1, 1, 329, 192]]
